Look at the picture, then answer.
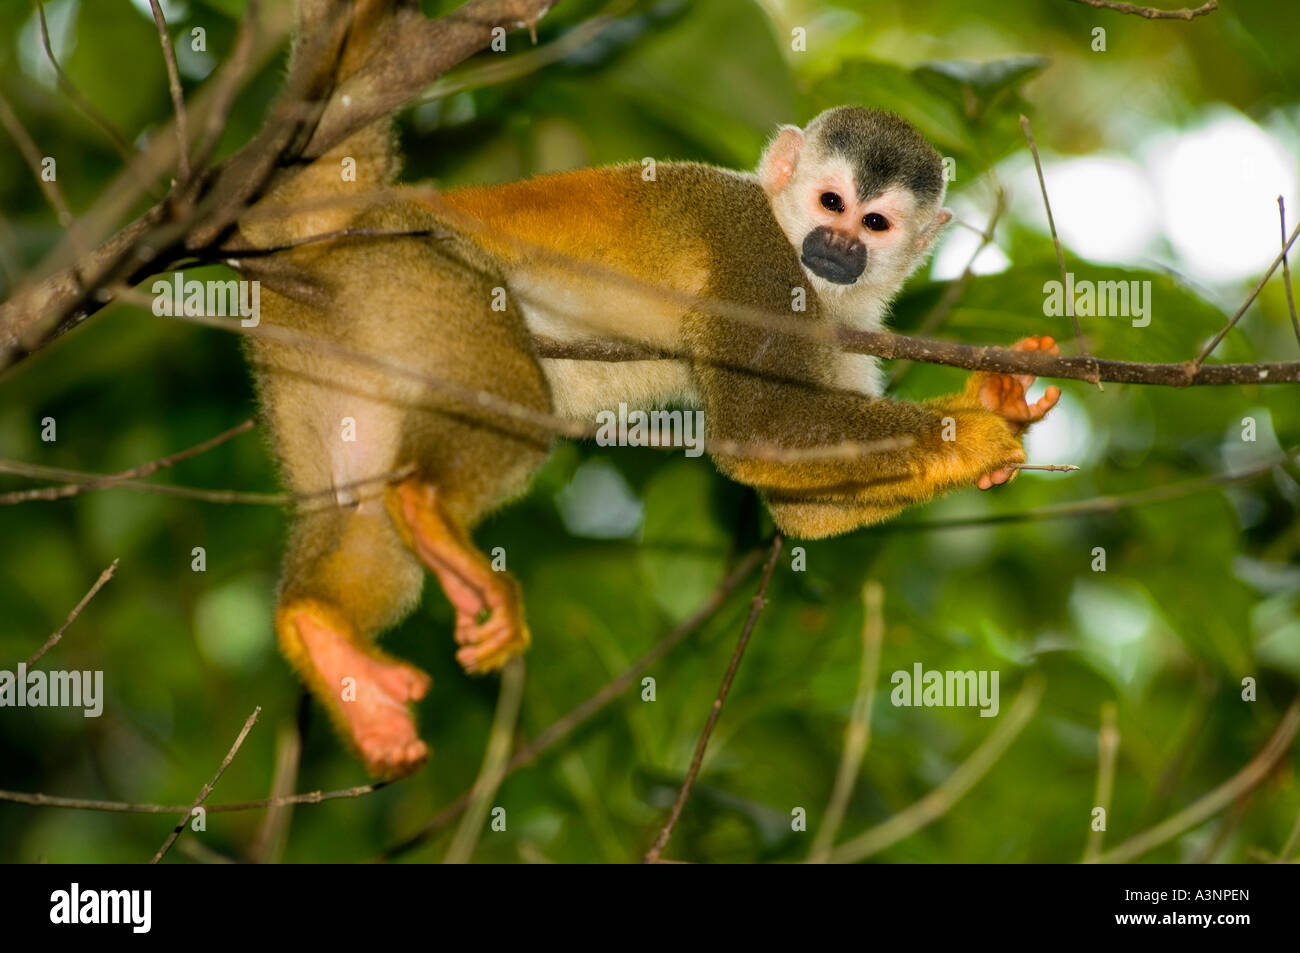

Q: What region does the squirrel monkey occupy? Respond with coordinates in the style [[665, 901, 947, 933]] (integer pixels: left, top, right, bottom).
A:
[[239, 18, 1060, 778]]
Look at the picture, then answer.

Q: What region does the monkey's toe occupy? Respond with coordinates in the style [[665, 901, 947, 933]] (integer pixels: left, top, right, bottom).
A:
[[357, 732, 429, 780], [288, 604, 432, 778], [456, 610, 530, 674]]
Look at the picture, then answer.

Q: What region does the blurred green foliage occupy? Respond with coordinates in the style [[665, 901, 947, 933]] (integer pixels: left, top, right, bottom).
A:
[[0, 0, 1298, 864]]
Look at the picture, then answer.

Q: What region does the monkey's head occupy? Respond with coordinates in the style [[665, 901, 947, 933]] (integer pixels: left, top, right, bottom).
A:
[[758, 106, 951, 313]]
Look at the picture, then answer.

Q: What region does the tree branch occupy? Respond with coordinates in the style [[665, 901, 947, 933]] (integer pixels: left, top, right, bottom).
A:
[[827, 675, 1045, 863], [1064, 0, 1218, 19], [24, 559, 118, 667], [644, 534, 784, 863], [533, 328, 1300, 386], [0, 0, 560, 372], [150, 707, 261, 864], [1092, 696, 1300, 864]]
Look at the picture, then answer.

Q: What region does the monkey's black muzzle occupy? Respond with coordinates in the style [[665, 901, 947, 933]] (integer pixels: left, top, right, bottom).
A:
[[801, 227, 867, 285]]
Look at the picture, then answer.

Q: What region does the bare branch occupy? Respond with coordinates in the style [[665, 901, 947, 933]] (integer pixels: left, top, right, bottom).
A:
[[0, 780, 389, 815], [34, 1, 138, 168], [895, 446, 1298, 531], [1082, 701, 1119, 863], [444, 657, 527, 864], [24, 559, 118, 667], [151, 707, 261, 864], [828, 675, 1045, 863], [808, 579, 885, 863], [891, 185, 1007, 385], [534, 328, 1300, 386], [0, 457, 415, 508], [1279, 197, 1300, 350], [1064, 0, 1218, 19], [248, 713, 304, 864], [0, 419, 254, 504], [191, 0, 261, 173], [644, 534, 784, 863], [1193, 218, 1300, 369], [0, 0, 559, 371], [1020, 115, 1097, 387], [1092, 695, 1300, 864], [0, 91, 77, 232], [153, 301, 916, 465], [148, 0, 191, 183]]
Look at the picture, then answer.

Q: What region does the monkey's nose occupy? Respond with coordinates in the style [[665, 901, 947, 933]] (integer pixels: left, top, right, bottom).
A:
[[801, 227, 867, 284]]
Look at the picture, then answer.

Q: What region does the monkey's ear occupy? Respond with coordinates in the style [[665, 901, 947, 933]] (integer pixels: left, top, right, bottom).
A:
[[758, 125, 804, 197], [915, 208, 953, 250]]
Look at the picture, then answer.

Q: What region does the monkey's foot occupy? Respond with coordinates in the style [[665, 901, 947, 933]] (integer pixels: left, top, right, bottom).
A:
[[972, 335, 1061, 490], [283, 602, 431, 778], [450, 577, 531, 674], [387, 478, 531, 675]]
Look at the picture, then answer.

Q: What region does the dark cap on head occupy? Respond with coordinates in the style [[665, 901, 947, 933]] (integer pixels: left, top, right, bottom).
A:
[[805, 107, 945, 205]]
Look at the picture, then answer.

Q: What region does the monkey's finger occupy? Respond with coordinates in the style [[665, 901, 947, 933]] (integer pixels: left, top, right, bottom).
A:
[[976, 467, 1015, 490], [1027, 386, 1061, 421]]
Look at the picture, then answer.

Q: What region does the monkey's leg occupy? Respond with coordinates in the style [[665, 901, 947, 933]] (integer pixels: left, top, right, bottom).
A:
[[385, 477, 529, 675], [275, 508, 432, 779]]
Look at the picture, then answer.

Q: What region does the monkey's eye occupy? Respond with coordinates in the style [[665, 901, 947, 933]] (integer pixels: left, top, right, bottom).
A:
[[820, 192, 845, 213], [863, 213, 890, 232]]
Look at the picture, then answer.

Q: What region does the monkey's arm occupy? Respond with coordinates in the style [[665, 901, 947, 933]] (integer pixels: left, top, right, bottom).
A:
[[691, 317, 1043, 538]]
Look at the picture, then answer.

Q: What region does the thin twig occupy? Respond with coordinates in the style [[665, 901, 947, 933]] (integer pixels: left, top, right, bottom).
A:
[[248, 707, 305, 864], [378, 545, 767, 860], [1064, 0, 1218, 19], [828, 675, 1046, 863], [1020, 115, 1097, 388], [269, 182, 1300, 388], [34, 1, 138, 168], [0, 458, 416, 508], [1193, 219, 1300, 370], [444, 657, 527, 864], [146, 298, 917, 466], [1092, 695, 1300, 864], [1280, 806, 1300, 862], [0, 91, 78, 233], [0, 419, 254, 504], [150, 707, 261, 864], [1082, 701, 1119, 863], [644, 534, 784, 863], [148, 0, 190, 183], [891, 185, 1007, 385], [24, 560, 118, 667], [420, 0, 631, 103], [1143, 668, 1216, 823], [896, 446, 1298, 531], [0, 781, 388, 815], [808, 580, 885, 863], [1191, 790, 1252, 863], [191, 0, 260, 173], [1008, 463, 1079, 472], [530, 328, 1300, 386], [1279, 197, 1300, 350]]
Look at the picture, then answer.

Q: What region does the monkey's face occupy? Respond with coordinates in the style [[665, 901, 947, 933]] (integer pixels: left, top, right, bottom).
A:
[[758, 110, 951, 317], [769, 153, 941, 305]]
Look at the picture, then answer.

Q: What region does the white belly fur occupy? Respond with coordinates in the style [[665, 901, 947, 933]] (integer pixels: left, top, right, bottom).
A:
[[512, 267, 699, 420]]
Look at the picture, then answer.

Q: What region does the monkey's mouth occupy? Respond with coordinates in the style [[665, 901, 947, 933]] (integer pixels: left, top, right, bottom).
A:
[[801, 228, 867, 285]]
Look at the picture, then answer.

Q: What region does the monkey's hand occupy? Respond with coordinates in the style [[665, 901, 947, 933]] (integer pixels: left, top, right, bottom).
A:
[[967, 335, 1061, 490]]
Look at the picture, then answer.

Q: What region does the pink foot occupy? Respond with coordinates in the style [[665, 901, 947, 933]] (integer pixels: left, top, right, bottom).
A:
[[295, 610, 431, 778]]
